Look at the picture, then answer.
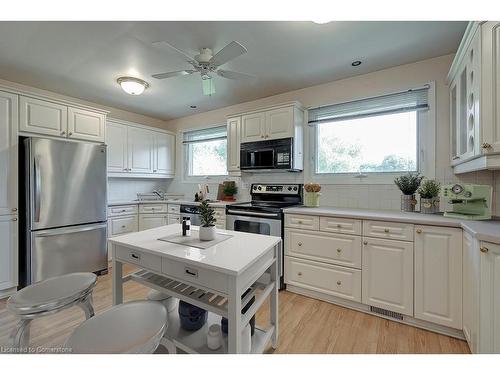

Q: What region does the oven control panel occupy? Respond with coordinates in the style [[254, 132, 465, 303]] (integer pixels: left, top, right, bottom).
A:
[[251, 184, 301, 194]]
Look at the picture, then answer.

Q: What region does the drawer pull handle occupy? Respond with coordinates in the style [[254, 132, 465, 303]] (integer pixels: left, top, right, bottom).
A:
[[121, 225, 126, 228], [480, 246, 489, 253], [130, 253, 140, 260], [298, 220, 303, 224], [12, 217, 18, 222], [185, 268, 198, 278], [363, 241, 368, 245], [384, 228, 390, 233], [336, 281, 342, 286], [12, 208, 17, 212], [298, 272, 302, 276], [298, 242, 302, 246], [416, 229, 422, 234], [336, 248, 342, 253], [336, 224, 342, 228]]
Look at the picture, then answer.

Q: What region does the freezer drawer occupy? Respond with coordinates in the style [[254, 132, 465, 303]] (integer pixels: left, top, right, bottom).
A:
[[29, 222, 107, 284]]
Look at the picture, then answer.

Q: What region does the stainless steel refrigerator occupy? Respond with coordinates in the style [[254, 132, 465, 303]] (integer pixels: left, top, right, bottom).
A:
[[21, 137, 108, 286]]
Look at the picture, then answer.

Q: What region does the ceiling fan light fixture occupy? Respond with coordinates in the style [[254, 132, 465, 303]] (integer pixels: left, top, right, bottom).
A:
[[117, 76, 149, 95], [202, 78, 216, 96]]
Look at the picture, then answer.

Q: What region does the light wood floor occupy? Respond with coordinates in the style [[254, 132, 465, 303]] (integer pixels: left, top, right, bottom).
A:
[[0, 265, 470, 354]]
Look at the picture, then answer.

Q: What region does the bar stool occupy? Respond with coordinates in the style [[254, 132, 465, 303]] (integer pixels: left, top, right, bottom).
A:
[[7, 272, 97, 349], [64, 301, 168, 353]]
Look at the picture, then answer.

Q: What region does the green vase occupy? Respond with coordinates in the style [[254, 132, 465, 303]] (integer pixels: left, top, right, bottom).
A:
[[304, 192, 321, 207]]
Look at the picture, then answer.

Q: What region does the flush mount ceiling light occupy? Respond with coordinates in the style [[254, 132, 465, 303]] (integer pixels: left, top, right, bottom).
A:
[[117, 77, 150, 95], [351, 60, 362, 67], [312, 19, 331, 25]]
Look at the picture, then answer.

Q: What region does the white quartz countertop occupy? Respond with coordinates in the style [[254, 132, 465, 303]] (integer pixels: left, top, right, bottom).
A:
[[108, 224, 281, 276], [283, 206, 500, 244], [107, 199, 238, 208]]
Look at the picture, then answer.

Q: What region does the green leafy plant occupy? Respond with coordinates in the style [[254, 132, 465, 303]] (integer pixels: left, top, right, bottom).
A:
[[418, 179, 441, 199], [199, 200, 216, 227], [394, 173, 424, 195], [223, 184, 238, 196]]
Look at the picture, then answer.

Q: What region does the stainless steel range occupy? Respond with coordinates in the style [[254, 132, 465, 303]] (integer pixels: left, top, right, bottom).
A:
[[226, 183, 302, 289]]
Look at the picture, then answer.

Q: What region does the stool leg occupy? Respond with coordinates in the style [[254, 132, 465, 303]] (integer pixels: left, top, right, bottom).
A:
[[78, 295, 95, 319], [10, 319, 32, 350]]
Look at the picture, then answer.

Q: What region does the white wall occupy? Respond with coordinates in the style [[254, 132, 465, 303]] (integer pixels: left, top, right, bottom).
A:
[[163, 54, 499, 215]]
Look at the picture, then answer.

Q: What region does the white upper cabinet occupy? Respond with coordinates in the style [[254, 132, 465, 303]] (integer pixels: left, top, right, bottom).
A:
[[414, 226, 463, 329], [106, 121, 128, 173], [68, 107, 105, 142], [127, 127, 154, 174], [449, 22, 500, 173], [362, 237, 414, 316], [154, 132, 175, 176], [19, 96, 67, 137], [266, 106, 294, 140], [227, 116, 241, 173], [241, 112, 266, 142], [0, 91, 18, 216]]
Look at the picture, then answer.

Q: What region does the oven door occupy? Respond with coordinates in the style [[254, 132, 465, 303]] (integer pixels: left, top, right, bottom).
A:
[[226, 211, 283, 277]]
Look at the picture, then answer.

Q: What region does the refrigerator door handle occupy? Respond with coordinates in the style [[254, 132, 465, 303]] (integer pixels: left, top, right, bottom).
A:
[[34, 223, 107, 237], [34, 156, 41, 222]]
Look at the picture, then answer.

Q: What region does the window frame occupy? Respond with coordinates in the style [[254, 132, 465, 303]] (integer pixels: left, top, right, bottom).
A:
[[182, 124, 229, 183], [306, 81, 436, 185]]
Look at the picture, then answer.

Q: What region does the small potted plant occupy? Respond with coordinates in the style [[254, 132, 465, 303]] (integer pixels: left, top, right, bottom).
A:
[[304, 183, 321, 207], [418, 179, 441, 214], [223, 184, 238, 201], [198, 200, 216, 241], [394, 173, 424, 212]]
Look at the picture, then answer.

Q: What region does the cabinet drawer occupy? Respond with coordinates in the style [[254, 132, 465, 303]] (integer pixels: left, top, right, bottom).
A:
[[162, 258, 228, 294], [363, 220, 414, 241], [285, 256, 361, 302], [285, 214, 319, 230], [114, 247, 161, 272], [320, 216, 362, 235], [285, 229, 361, 269], [109, 215, 138, 236], [107, 204, 138, 217], [167, 204, 180, 214], [139, 203, 168, 213]]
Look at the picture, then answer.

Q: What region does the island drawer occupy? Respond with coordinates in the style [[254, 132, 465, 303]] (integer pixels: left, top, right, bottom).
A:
[[139, 203, 169, 213], [162, 258, 229, 294], [114, 247, 161, 272], [285, 256, 361, 303], [108, 215, 138, 236], [285, 214, 320, 231], [363, 220, 414, 241], [320, 216, 362, 235], [285, 228, 361, 269], [107, 204, 138, 217], [167, 204, 181, 214]]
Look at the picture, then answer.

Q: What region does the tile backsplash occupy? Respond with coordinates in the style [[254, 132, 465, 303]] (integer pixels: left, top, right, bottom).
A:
[[108, 178, 169, 202]]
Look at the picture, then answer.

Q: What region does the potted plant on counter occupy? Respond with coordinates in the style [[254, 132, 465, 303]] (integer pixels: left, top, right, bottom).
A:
[[198, 200, 216, 241], [223, 184, 238, 201], [394, 173, 424, 212], [304, 183, 321, 207], [418, 179, 441, 214]]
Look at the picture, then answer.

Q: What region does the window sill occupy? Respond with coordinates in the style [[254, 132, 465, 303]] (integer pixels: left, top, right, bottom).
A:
[[182, 175, 229, 184], [311, 172, 417, 185]]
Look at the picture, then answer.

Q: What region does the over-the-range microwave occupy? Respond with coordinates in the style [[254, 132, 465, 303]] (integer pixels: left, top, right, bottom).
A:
[[240, 137, 303, 172]]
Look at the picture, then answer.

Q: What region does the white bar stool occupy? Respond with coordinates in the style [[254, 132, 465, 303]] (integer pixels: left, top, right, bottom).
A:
[[64, 301, 168, 353], [7, 272, 97, 349]]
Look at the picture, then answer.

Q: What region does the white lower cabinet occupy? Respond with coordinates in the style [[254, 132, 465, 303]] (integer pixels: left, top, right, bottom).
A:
[[362, 237, 413, 316], [0, 215, 18, 292], [168, 214, 181, 225], [139, 214, 168, 231], [463, 231, 479, 352], [108, 215, 138, 236], [414, 225, 462, 329], [285, 256, 361, 302]]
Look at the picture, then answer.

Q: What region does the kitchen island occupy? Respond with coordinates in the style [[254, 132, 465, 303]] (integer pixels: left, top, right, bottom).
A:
[[108, 224, 281, 354]]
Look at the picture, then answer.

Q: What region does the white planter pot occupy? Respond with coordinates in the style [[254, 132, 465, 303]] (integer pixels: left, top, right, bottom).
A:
[[199, 225, 216, 241]]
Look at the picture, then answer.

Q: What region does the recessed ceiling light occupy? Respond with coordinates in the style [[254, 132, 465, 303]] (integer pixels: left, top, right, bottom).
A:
[[190, 105, 197, 109], [351, 61, 362, 67], [117, 76, 149, 95]]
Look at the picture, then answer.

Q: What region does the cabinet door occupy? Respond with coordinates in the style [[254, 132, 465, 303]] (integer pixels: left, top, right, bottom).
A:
[[127, 127, 154, 174], [463, 231, 480, 352], [106, 121, 128, 173], [19, 96, 67, 137], [139, 214, 167, 231], [227, 117, 241, 172], [362, 237, 413, 316], [154, 132, 175, 176], [68, 107, 105, 143], [0, 215, 18, 291], [265, 106, 294, 140], [108, 215, 138, 236], [241, 112, 265, 143], [414, 226, 462, 329], [167, 214, 180, 225], [0, 91, 18, 216], [479, 241, 500, 353]]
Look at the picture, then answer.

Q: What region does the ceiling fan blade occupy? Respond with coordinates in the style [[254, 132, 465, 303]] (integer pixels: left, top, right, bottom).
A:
[[217, 69, 255, 81], [209, 41, 247, 67], [152, 41, 197, 65], [152, 70, 195, 79]]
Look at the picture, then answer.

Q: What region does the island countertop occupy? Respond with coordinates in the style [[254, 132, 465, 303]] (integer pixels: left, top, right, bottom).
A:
[[108, 224, 281, 276]]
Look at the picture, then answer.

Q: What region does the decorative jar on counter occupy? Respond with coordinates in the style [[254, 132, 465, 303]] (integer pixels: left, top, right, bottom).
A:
[[304, 183, 322, 207]]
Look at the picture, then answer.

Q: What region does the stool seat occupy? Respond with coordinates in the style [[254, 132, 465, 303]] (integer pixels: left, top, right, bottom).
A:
[[65, 301, 168, 354], [7, 273, 97, 315]]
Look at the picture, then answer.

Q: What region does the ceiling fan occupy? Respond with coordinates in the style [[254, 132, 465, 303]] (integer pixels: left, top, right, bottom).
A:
[[151, 40, 254, 96]]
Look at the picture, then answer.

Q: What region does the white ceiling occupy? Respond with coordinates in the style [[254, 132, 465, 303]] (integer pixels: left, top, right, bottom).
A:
[[0, 21, 467, 120]]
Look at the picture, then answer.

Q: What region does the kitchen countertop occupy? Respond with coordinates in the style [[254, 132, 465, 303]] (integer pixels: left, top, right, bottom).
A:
[[283, 206, 500, 245], [107, 199, 240, 208]]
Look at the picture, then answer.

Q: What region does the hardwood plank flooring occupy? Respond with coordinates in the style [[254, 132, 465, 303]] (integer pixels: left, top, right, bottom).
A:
[[0, 266, 470, 354]]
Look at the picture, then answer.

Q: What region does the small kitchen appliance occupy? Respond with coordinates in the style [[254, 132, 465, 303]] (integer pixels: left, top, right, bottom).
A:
[[240, 138, 303, 172], [442, 183, 492, 220]]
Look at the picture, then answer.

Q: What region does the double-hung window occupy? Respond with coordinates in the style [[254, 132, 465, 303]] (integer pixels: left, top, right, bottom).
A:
[[183, 125, 228, 178], [309, 86, 433, 182]]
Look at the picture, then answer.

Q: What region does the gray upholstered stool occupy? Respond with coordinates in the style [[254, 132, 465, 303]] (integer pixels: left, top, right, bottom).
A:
[[64, 301, 168, 353], [7, 272, 97, 349]]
